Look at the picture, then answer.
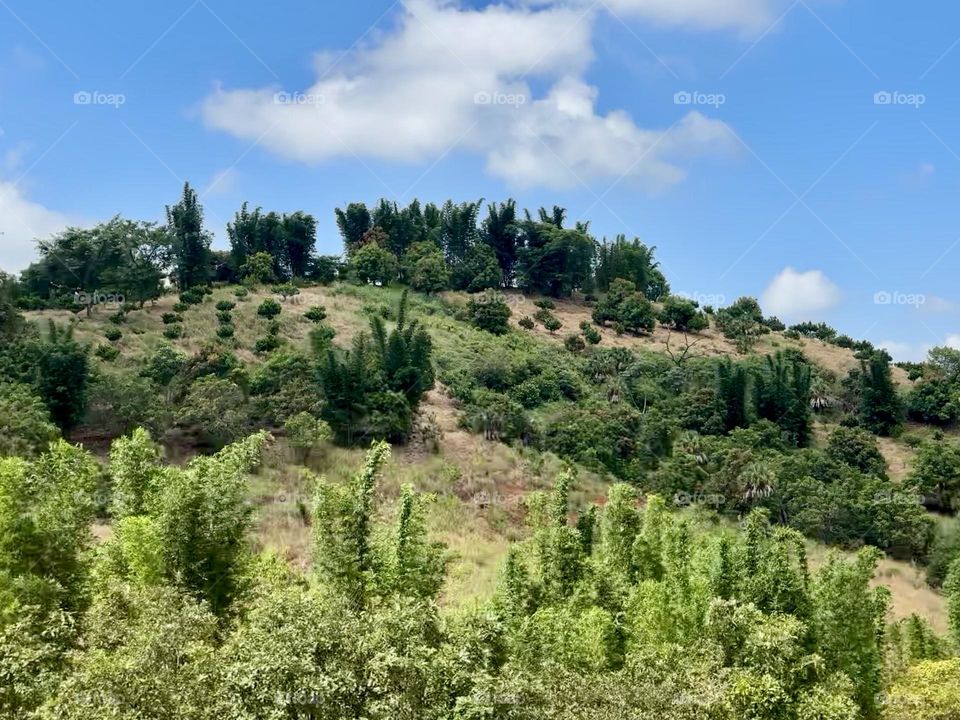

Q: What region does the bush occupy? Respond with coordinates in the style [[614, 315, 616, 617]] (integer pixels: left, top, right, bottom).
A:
[[163, 325, 184, 340], [266, 320, 282, 337], [217, 311, 233, 325], [162, 313, 183, 325], [172, 302, 190, 313], [233, 287, 249, 300], [174, 376, 249, 448], [95, 344, 121, 361], [534, 299, 556, 310], [564, 334, 586, 353], [309, 325, 336, 355], [257, 299, 282, 319], [544, 316, 562, 334], [658, 296, 709, 332], [217, 325, 235, 339], [304, 306, 328, 324], [284, 412, 332, 462], [518, 316, 535, 330], [581, 323, 602, 345], [104, 327, 123, 342], [216, 300, 236, 312], [467, 292, 511, 335], [271, 284, 300, 302], [180, 289, 204, 306], [255, 335, 282, 354], [0, 383, 59, 457]]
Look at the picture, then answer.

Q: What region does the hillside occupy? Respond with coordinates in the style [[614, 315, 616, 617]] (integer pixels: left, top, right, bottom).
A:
[[23, 281, 945, 626]]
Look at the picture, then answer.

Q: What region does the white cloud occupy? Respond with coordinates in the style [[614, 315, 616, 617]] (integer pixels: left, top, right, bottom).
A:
[[919, 294, 957, 314], [947, 334, 960, 349], [761, 267, 842, 320], [0, 182, 74, 273], [201, 0, 736, 190], [598, 0, 779, 33]]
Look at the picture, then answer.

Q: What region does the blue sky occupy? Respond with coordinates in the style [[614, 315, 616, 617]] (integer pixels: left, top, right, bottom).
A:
[[1, 0, 959, 360]]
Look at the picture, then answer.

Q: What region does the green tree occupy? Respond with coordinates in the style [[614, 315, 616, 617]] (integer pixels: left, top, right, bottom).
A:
[[352, 243, 398, 286], [166, 182, 212, 290], [856, 351, 903, 436], [0, 383, 59, 457], [468, 291, 512, 335]]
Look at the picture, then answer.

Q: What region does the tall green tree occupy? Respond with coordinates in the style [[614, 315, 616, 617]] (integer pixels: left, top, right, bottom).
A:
[[166, 182, 212, 290]]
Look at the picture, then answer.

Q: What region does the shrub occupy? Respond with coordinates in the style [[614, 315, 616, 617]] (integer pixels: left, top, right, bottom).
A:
[[544, 316, 562, 334], [534, 299, 556, 310], [266, 320, 282, 336], [162, 313, 183, 325], [217, 311, 233, 325], [172, 302, 190, 313], [581, 324, 602, 345], [309, 325, 336, 355], [257, 298, 282, 319], [519, 316, 535, 330], [0, 383, 59, 457], [467, 291, 511, 335], [284, 412, 332, 462], [255, 335, 281, 354], [564, 334, 586, 353], [174, 376, 249, 448], [271, 284, 300, 302], [217, 325, 235, 339], [233, 287, 249, 300], [104, 327, 123, 342], [180, 289, 204, 306], [658, 296, 709, 332], [163, 325, 184, 340], [216, 300, 236, 312], [95, 344, 121, 361], [304, 306, 328, 323]]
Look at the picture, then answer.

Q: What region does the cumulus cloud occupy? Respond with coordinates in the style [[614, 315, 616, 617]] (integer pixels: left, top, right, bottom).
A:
[[761, 267, 842, 320], [0, 182, 73, 273], [201, 0, 737, 190]]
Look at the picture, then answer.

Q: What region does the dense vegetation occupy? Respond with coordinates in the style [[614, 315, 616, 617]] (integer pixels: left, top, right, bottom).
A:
[[2, 189, 960, 716]]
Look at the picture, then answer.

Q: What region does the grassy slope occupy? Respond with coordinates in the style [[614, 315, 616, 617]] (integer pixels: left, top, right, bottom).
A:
[[26, 283, 946, 624]]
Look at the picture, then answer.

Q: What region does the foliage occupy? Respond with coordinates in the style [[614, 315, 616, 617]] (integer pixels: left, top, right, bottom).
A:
[[174, 377, 249, 448], [167, 183, 212, 290], [467, 291, 512, 335], [0, 383, 59, 458], [256, 298, 282, 319]]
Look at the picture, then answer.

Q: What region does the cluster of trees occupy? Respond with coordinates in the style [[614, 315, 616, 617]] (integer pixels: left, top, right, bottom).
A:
[[3, 435, 959, 718], [336, 199, 663, 300], [15, 183, 337, 311], [318, 291, 435, 443]]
